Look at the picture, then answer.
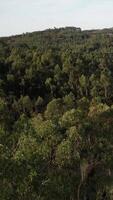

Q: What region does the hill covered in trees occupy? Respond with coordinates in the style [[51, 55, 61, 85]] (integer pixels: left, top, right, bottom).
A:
[[1, 27, 113, 199]]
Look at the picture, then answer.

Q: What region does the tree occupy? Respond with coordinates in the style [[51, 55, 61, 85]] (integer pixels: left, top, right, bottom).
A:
[[45, 98, 63, 120], [63, 92, 75, 110], [18, 95, 33, 114], [100, 68, 112, 98], [35, 96, 44, 112], [79, 74, 89, 97]]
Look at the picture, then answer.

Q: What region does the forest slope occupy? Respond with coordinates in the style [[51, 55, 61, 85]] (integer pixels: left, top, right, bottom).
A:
[[0, 27, 113, 200]]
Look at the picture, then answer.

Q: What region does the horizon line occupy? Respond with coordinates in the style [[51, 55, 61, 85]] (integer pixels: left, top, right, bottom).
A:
[[0, 26, 113, 38]]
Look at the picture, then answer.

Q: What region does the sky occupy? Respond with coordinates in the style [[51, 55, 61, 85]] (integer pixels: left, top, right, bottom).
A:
[[0, 0, 113, 36]]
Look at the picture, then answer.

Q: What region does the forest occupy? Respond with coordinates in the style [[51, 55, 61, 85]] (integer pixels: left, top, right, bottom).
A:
[[0, 27, 113, 199]]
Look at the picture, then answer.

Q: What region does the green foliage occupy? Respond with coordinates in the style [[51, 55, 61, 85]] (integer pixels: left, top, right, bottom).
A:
[[1, 27, 113, 199]]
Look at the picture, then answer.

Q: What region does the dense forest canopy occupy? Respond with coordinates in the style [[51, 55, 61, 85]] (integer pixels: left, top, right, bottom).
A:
[[1, 27, 113, 199]]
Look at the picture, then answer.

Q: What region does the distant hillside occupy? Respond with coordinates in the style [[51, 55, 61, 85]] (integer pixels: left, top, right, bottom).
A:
[[1, 27, 113, 50]]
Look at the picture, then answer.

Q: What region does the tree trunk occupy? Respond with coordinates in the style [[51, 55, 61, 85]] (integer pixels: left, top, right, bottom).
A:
[[77, 179, 82, 200]]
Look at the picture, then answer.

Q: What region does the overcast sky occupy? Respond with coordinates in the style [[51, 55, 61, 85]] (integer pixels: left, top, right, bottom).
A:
[[0, 0, 113, 36]]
